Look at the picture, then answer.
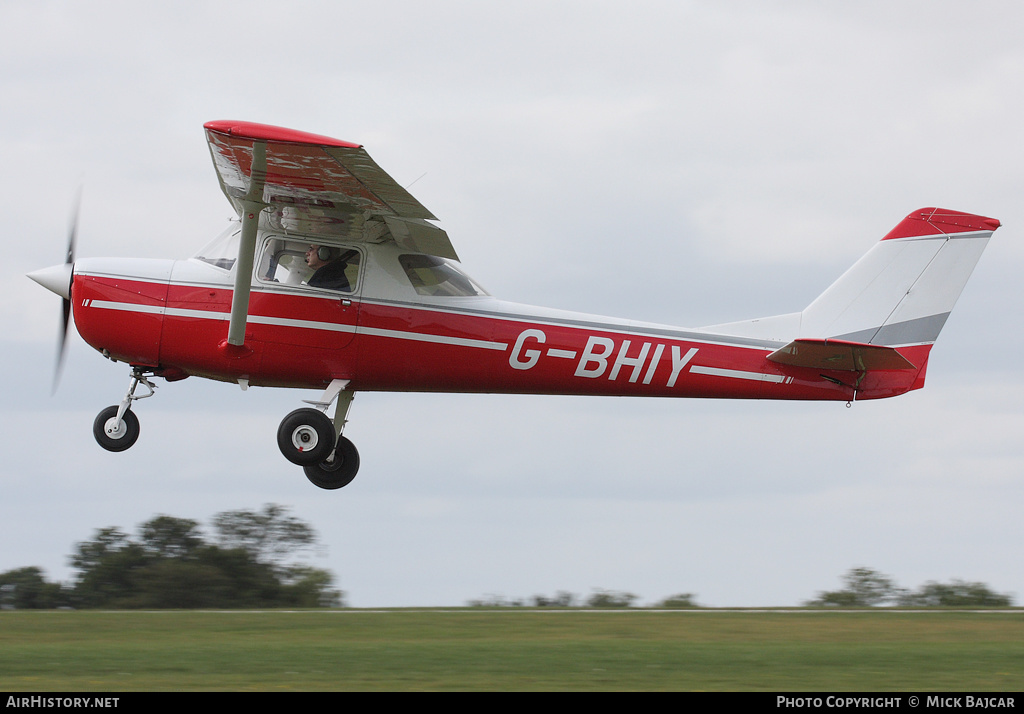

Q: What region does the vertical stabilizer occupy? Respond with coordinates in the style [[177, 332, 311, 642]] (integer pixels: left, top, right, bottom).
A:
[[800, 208, 999, 346]]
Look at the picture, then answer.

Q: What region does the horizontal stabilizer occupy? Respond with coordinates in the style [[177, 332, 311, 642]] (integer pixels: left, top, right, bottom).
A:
[[767, 339, 916, 371]]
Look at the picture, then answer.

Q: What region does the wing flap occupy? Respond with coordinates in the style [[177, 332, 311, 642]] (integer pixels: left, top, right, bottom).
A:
[[383, 216, 458, 261], [767, 338, 916, 371]]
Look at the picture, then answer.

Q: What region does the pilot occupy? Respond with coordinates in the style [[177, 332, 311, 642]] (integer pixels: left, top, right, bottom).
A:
[[305, 244, 352, 291]]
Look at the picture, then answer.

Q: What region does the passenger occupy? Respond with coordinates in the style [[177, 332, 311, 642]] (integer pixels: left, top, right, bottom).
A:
[[305, 244, 352, 291]]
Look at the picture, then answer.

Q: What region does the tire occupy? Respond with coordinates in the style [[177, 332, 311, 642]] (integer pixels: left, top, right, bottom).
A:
[[304, 436, 360, 490], [93, 405, 140, 452], [277, 408, 336, 466]]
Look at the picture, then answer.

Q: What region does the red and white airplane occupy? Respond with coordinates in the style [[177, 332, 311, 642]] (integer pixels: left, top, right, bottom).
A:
[[28, 121, 1000, 490]]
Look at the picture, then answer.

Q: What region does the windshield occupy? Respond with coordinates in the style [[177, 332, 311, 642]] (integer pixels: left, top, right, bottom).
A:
[[399, 254, 488, 297], [194, 223, 241, 270]]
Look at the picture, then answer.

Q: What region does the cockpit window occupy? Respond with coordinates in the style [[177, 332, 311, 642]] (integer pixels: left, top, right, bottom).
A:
[[399, 254, 488, 297], [194, 224, 241, 270], [257, 237, 361, 293]]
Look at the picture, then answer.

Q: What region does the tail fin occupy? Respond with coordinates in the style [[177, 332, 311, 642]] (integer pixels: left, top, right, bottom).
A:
[[800, 208, 999, 346], [701, 208, 999, 348]]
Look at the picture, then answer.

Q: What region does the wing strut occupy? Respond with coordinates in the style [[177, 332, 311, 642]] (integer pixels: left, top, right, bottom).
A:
[[225, 143, 268, 348]]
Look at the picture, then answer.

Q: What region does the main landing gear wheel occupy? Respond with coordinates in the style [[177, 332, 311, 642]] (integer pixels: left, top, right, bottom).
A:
[[283, 380, 358, 491], [93, 406, 140, 452], [277, 408, 336, 466], [304, 436, 360, 490]]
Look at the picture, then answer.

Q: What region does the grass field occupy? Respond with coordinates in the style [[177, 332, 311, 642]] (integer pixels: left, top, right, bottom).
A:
[[1, 609, 1021, 691]]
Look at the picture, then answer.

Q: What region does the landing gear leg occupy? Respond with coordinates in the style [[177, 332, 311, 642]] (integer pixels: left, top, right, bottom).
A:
[[93, 368, 156, 452], [305, 387, 359, 489], [277, 380, 360, 490]]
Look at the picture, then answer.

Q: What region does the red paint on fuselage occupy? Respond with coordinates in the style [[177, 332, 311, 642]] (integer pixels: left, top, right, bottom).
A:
[[72, 274, 168, 368], [72, 269, 924, 402]]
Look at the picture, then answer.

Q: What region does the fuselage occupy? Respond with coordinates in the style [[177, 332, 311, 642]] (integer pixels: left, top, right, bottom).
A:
[[67, 226, 926, 402]]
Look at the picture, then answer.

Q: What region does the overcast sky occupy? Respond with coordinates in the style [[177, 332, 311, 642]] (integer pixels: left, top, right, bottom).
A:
[[3, 1, 1023, 607]]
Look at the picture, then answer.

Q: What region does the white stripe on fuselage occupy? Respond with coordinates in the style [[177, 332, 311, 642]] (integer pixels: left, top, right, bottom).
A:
[[690, 365, 791, 384], [85, 299, 507, 350], [85, 295, 787, 384]]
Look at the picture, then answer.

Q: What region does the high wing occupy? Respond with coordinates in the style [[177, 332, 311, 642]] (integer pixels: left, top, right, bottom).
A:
[[203, 120, 457, 260], [203, 121, 457, 348]]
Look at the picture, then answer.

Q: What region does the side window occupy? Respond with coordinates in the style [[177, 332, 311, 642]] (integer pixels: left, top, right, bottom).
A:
[[258, 238, 361, 293]]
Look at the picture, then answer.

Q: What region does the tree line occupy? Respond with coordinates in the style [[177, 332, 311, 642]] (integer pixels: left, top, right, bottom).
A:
[[467, 590, 699, 608], [468, 568, 1014, 609], [2, 520, 1014, 611], [0, 504, 343, 609], [804, 566, 1014, 607]]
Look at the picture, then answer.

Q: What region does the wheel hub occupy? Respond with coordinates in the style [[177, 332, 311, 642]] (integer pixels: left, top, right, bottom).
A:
[[290, 425, 319, 452], [104, 417, 127, 439]]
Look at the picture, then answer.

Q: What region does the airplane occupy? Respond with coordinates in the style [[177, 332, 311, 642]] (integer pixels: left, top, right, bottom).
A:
[[28, 120, 1000, 490]]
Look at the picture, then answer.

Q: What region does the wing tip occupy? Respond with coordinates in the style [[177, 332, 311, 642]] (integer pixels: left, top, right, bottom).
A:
[[204, 120, 361, 149]]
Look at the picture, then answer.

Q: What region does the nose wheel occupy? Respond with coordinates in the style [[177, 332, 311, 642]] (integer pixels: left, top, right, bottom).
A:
[[277, 379, 360, 490], [92, 368, 155, 452], [93, 405, 140, 452]]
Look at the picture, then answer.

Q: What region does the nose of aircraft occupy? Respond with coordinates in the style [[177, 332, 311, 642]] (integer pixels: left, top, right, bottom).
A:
[[27, 263, 73, 300]]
